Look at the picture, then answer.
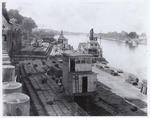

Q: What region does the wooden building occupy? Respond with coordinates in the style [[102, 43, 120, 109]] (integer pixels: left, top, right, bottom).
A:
[[62, 51, 97, 97]]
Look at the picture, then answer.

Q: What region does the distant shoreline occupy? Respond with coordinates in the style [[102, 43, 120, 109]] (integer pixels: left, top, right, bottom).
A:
[[100, 38, 147, 45], [59, 34, 147, 45]]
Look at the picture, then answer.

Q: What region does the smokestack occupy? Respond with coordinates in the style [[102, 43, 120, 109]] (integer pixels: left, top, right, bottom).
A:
[[60, 30, 63, 36], [90, 28, 94, 40]]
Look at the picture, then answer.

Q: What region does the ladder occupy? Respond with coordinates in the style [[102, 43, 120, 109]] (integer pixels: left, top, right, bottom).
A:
[[75, 75, 79, 93]]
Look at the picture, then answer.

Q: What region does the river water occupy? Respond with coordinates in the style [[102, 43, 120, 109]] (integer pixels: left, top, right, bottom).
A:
[[56, 35, 147, 80]]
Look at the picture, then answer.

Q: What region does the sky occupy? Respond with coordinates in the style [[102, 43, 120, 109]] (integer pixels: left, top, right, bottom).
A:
[[4, 0, 149, 34]]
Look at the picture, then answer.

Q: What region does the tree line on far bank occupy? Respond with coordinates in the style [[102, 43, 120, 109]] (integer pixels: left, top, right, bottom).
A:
[[97, 31, 146, 40]]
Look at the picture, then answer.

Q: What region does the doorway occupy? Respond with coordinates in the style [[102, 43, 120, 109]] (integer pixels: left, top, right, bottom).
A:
[[70, 58, 75, 72], [82, 77, 88, 92]]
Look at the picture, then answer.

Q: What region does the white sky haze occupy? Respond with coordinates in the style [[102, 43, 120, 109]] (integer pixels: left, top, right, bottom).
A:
[[4, 0, 149, 34]]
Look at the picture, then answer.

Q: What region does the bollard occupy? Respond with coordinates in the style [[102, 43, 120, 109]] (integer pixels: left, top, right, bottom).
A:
[[3, 82, 22, 94], [3, 93, 30, 116], [2, 65, 16, 82]]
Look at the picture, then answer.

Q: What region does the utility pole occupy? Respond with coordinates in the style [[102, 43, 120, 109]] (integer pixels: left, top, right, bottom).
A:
[[99, 31, 102, 58], [99, 31, 102, 47]]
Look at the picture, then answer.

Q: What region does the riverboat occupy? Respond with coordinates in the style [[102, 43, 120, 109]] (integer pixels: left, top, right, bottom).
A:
[[78, 29, 108, 63]]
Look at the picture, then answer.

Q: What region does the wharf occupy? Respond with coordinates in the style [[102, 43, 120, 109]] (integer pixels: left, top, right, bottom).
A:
[[18, 59, 88, 116], [18, 58, 147, 116]]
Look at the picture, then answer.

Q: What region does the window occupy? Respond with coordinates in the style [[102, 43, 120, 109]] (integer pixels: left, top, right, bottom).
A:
[[76, 58, 80, 64], [81, 58, 85, 63], [86, 58, 91, 63]]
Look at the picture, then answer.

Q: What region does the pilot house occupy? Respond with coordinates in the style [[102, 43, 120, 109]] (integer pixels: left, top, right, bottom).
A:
[[62, 51, 97, 97]]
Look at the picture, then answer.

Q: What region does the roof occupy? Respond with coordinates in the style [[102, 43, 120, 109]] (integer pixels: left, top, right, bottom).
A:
[[2, 15, 12, 28], [58, 36, 67, 41], [70, 71, 97, 75], [2, 8, 10, 24], [63, 51, 92, 57], [20, 42, 50, 52], [58, 30, 68, 41], [79, 42, 88, 48]]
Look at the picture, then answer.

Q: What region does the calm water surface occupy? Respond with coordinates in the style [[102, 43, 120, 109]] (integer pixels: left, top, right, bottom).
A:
[[56, 35, 147, 80]]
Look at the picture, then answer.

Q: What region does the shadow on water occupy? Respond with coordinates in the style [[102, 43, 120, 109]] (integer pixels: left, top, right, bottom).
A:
[[74, 96, 111, 116]]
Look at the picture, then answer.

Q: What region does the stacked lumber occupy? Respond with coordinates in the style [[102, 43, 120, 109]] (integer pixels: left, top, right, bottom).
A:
[[19, 60, 46, 79], [19, 59, 88, 116], [23, 73, 88, 116], [32, 60, 45, 73]]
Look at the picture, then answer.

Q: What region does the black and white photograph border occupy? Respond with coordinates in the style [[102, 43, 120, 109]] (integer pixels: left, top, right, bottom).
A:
[[1, 0, 150, 117]]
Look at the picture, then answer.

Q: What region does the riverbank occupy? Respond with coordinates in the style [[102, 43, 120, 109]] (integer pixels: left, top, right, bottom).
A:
[[93, 63, 147, 113]]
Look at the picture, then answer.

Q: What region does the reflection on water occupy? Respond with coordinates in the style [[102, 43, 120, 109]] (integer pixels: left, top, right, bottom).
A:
[[101, 39, 147, 80], [56, 35, 147, 80]]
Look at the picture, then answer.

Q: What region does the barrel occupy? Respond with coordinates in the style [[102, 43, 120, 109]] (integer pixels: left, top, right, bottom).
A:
[[3, 93, 30, 116], [3, 54, 10, 61], [3, 65, 16, 82], [3, 60, 11, 65], [3, 82, 22, 94]]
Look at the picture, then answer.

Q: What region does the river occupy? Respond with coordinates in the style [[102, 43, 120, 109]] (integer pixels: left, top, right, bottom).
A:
[[56, 35, 147, 80]]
